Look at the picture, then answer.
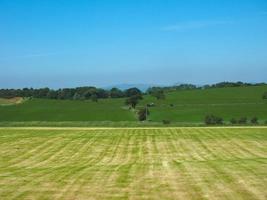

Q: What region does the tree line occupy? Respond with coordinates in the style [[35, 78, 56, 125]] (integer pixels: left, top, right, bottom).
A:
[[204, 115, 263, 125], [0, 87, 143, 101], [1, 81, 266, 101], [147, 82, 267, 92]]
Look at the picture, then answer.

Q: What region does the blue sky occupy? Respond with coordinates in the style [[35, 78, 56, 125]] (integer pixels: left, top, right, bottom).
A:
[[0, 0, 267, 88]]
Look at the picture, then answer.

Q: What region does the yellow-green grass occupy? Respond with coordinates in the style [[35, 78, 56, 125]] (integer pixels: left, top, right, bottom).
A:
[[0, 97, 24, 106], [0, 127, 266, 200]]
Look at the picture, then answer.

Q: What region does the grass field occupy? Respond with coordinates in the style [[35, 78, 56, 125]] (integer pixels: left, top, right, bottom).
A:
[[0, 127, 266, 200], [0, 86, 266, 123], [0, 97, 24, 106], [0, 98, 135, 122], [140, 86, 267, 122]]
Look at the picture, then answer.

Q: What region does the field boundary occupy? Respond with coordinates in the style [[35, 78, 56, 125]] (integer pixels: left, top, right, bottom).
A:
[[0, 126, 267, 130]]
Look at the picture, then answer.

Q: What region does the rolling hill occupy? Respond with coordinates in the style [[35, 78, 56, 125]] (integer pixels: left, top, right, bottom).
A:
[[140, 85, 267, 123], [0, 85, 266, 124]]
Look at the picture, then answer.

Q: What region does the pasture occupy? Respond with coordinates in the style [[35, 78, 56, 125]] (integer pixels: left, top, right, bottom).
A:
[[0, 127, 266, 199], [0, 98, 135, 122], [140, 86, 267, 122], [0, 86, 266, 123]]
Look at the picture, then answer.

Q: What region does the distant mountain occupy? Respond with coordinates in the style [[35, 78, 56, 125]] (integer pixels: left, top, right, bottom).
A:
[[104, 83, 166, 92]]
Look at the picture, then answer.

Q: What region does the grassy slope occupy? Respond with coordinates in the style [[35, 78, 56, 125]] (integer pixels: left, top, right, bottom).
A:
[[0, 98, 135, 122], [0, 97, 24, 105], [140, 86, 267, 122], [0, 86, 266, 123], [0, 127, 266, 199]]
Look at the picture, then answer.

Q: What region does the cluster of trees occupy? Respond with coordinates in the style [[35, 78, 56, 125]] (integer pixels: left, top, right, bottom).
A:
[[205, 115, 223, 125], [203, 82, 266, 89], [146, 82, 267, 93], [124, 88, 143, 109], [147, 84, 199, 93], [205, 115, 261, 125], [147, 87, 165, 100], [0, 87, 143, 101], [1, 82, 265, 100], [122, 88, 149, 121], [138, 108, 149, 121], [230, 117, 259, 125]]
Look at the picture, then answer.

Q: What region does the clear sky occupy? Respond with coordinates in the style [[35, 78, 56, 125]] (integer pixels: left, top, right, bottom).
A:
[[0, 0, 267, 88]]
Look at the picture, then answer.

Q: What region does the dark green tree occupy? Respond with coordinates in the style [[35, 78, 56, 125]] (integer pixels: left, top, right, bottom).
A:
[[205, 115, 223, 125], [251, 117, 258, 124], [152, 90, 165, 100], [230, 118, 237, 124], [125, 88, 142, 97], [46, 90, 58, 99], [125, 95, 142, 109], [110, 88, 124, 98], [91, 94, 98, 102], [238, 117, 247, 124], [138, 108, 149, 121]]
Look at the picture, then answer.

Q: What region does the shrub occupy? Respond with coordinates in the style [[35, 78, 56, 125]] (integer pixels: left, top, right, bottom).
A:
[[147, 103, 155, 107], [205, 115, 223, 125], [147, 88, 165, 100], [91, 94, 98, 102], [230, 118, 237, 124], [138, 108, 149, 121], [238, 117, 247, 124], [250, 117, 258, 124], [162, 120, 171, 124], [125, 95, 142, 109]]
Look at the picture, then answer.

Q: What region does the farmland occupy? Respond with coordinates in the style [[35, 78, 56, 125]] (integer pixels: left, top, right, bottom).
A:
[[0, 97, 24, 106], [0, 86, 266, 124], [0, 127, 266, 199], [140, 86, 267, 122], [0, 98, 135, 122]]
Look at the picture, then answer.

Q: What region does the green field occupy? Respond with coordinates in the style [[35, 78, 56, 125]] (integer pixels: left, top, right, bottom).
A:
[[0, 86, 266, 124], [0, 98, 135, 122], [140, 86, 267, 122], [0, 127, 266, 200]]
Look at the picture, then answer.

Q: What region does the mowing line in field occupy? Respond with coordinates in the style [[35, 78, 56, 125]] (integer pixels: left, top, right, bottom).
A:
[[0, 127, 266, 199]]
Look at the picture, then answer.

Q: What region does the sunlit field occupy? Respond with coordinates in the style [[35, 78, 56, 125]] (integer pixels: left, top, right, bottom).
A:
[[0, 86, 266, 123], [0, 127, 266, 200]]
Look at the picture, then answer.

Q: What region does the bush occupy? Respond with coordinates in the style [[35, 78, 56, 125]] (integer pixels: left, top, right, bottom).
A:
[[238, 117, 247, 124], [162, 120, 171, 124], [205, 115, 223, 125], [250, 117, 258, 124], [138, 108, 149, 121], [91, 94, 98, 102], [230, 118, 237, 124], [125, 95, 142, 109], [262, 92, 267, 99]]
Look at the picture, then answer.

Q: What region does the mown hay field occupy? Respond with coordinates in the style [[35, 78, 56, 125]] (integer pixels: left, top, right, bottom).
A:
[[0, 127, 266, 200]]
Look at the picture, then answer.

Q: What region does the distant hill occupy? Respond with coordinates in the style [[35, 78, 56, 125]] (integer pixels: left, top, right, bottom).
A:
[[140, 85, 267, 123]]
